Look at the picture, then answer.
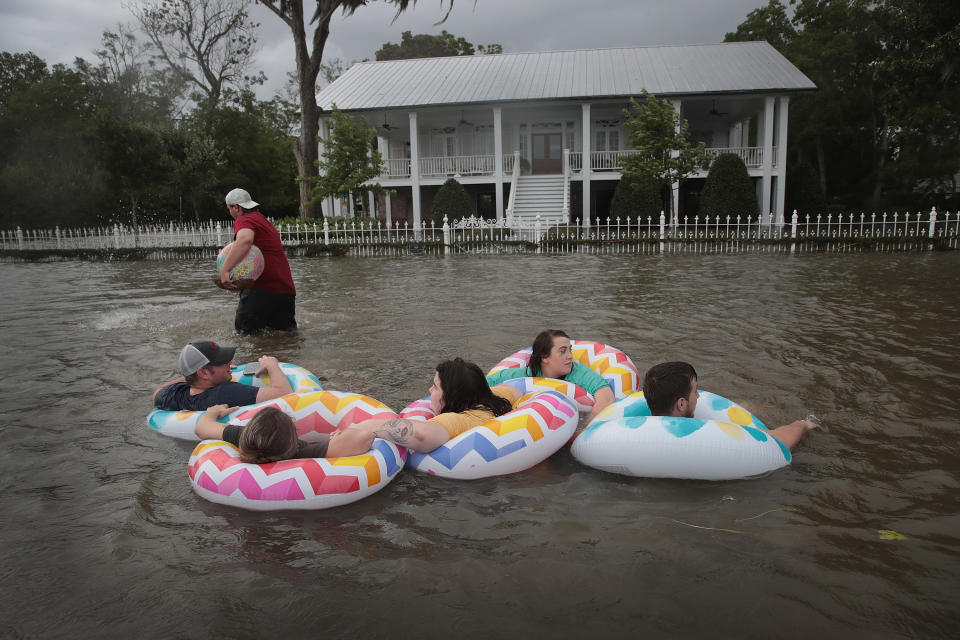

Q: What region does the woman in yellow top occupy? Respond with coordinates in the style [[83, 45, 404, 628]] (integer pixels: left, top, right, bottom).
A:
[[349, 358, 517, 452]]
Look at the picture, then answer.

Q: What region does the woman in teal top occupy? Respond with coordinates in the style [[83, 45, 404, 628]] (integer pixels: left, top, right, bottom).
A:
[[487, 329, 615, 425]]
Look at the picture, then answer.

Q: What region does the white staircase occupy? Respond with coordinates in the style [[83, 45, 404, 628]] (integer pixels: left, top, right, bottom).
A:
[[509, 175, 566, 224]]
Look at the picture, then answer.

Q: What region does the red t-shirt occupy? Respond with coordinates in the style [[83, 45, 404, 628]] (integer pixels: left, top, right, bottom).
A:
[[233, 212, 296, 295]]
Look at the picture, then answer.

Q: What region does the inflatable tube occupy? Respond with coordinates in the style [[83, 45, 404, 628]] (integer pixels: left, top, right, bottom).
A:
[[188, 438, 406, 511], [148, 362, 322, 439], [187, 390, 407, 511], [487, 340, 640, 411], [399, 389, 578, 479], [571, 390, 791, 480]]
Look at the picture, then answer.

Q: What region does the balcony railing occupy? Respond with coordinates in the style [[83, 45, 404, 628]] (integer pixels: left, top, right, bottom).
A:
[[381, 146, 776, 179], [704, 146, 772, 168]]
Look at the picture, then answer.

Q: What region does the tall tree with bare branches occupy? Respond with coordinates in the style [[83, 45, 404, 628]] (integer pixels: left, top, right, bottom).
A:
[[256, 0, 455, 219], [129, 0, 264, 109]]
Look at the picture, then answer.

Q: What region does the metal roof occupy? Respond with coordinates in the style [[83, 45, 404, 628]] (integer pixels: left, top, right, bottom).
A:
[[315, 42, 816, 112]]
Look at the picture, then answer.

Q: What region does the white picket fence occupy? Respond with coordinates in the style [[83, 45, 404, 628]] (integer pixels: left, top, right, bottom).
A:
[[1, 208, 957, 257]]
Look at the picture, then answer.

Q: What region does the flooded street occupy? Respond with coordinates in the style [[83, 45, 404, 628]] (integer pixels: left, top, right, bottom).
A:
[[2, 252, 958, 638]]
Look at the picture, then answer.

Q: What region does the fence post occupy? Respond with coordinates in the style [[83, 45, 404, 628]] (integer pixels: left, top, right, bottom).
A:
[[791, 211, 798, 239], [113, 224, 121, 250], [659, 211, 666, 240], [323, 218, 330, 245], [928, 206, 937, 239], [16, 226, 23, 250], [442, 215, 451, 255]]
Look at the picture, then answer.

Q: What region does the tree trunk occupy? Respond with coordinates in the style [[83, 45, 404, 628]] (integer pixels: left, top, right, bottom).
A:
[[815, 134, 826, 199], [260, 0, 337, 220], [870, 119, 891, 210]]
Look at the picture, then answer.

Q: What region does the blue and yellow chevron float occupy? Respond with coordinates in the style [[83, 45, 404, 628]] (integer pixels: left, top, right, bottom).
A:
[[571, 390, 792, 480], [401, 387, 578, 479]]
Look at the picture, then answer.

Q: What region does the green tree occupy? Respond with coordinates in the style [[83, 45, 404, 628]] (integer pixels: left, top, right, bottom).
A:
[[699, 153, 758, 219], [310, 106, 383, 213], [0, 61, 110, 228], [610, 174, 662, 222], [726, 0, 960, 209], [620, 89, 707, 219], [0, 52, 48, 108], [257, 0, 456, 219], [430, 177, 471, 224], [724, 0, 797, 53], [376, 30, 501, 60], [98, 117, 175, 229]]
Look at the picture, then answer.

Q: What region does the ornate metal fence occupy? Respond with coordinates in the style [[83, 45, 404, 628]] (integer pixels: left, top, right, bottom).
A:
[[2, 208, 956, 259]]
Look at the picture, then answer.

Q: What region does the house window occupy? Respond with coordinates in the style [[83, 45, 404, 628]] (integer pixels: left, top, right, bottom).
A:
[[595, 119, 620, 151], [430, 126, 457, 157]]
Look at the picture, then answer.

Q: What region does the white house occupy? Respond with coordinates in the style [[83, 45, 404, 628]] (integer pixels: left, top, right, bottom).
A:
[[314, 41, 816, 227]]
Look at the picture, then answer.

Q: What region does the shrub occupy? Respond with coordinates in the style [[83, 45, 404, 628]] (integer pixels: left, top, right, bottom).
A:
[[785, 160, 826, 217], [700, 153, 758, 219], [610, 174, 662, 221], [430, 178, 472, 225]]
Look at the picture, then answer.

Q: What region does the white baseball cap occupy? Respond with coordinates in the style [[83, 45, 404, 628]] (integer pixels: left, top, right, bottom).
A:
[[225, 188, 258, 209]]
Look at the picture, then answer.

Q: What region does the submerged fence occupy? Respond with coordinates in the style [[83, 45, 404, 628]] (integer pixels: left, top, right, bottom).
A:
[[2, 208, 957, 259]]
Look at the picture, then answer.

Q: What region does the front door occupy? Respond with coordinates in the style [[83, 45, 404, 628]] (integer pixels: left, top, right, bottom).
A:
[[532, 133, 562, 174]]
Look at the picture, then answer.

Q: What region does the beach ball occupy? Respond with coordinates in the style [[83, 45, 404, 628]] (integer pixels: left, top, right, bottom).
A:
[[217, 243, 265, 281]]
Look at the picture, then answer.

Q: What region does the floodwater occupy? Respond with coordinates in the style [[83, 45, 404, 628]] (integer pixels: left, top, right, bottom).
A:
[[2, 252, 959, 639]]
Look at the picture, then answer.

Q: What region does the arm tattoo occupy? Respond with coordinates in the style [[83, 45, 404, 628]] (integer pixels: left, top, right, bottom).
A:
[[374, 418, 415, 445]]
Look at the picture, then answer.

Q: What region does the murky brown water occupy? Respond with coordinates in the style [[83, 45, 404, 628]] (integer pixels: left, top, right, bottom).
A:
[[2, 253, 959, 638]]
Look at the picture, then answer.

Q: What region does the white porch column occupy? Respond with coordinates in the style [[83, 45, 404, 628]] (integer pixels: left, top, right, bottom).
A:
[[318, 117, 335, 218], [376, 135, 388, 174], [385, 193, 393, 227], [775, 96, 790, 224], [671, 99, 682, 223], [761, 96, 775, 225], [368, 191, 376, 219], [493, 106, 504, 220], [581, 102, 592, 228], [408, 111, 422, 231]]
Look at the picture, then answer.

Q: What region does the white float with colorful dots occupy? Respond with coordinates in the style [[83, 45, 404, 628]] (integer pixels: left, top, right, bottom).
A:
[[571, 390, 792, 480]]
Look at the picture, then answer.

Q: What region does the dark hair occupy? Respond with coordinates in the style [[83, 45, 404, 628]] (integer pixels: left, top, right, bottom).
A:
[[643, 361, 698, 416], [436, 358, 512, 417], [529, 329, 570, 376], [238, 407, 298, 464]]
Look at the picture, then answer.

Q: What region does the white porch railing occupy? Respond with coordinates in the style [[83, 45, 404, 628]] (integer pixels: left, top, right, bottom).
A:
[[563, 147, 774, 172], [502, 152, 516, 175], [418, 155, 496, 177], [703, 146, 773, 168], [384, 158, 411, 177], [383, 147, 776, 179]]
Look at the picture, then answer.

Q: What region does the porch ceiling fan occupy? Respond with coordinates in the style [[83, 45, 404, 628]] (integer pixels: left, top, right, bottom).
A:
[[457, 110, 474, 127], [378, 112, 396, 132], [708, 100, 729, 117]]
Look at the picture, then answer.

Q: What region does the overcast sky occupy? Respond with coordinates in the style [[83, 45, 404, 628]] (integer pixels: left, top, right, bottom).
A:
[[1, 0, 770, 98]]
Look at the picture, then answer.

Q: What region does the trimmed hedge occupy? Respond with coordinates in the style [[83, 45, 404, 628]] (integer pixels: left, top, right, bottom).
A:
[[611, 174, 662, 221], [700, 153, 758, 219], [431, 178, 473, 225]]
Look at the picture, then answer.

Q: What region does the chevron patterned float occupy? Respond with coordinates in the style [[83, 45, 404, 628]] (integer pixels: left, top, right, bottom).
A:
[[189, 437, 407, 510], [487, 340, 640, 407], [187, 389, 405, 510], [401, 389, 578, 479]]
